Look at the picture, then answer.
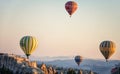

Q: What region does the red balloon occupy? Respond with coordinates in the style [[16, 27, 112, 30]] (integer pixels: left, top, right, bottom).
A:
[[65, 1, 78, 17]]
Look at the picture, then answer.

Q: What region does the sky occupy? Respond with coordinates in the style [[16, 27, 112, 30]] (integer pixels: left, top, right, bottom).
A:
[[0, 0, 120, 60]]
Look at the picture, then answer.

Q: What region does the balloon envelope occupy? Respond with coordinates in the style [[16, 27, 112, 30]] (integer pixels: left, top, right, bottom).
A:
[[99, 40, 116, 62], [20, 36, 38, 59], [75, 55, 82, 66], [65, 1, 78, 17]]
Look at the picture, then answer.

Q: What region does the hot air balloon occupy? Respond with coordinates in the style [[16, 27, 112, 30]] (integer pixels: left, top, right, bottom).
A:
[[20, 36, 38, 59], [75, 55, 82, 66], [65, 1, 78, 17], [99, 40, 116, 62]]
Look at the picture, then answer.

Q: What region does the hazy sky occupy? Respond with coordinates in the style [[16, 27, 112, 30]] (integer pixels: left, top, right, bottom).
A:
[[0, 0, 120, 60]]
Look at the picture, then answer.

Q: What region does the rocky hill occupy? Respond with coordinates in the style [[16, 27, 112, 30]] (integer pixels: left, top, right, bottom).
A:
[[0, 53, 44, 74], [0, 53, 97, 74]]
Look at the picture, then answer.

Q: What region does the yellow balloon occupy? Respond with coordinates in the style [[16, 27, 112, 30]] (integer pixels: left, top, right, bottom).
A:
[[20, 36, 38, 59], [99, 40, 116, 62]]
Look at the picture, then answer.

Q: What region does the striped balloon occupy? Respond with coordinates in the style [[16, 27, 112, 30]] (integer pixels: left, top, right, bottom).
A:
[[65, 1, 78, 17], [75, 55, 82, 66], [20, 36, 38, 59], [99, 40, 116, 62]]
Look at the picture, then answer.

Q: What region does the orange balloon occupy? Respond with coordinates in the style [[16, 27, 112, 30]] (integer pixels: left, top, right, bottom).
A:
[[65, 1, 78, 17]]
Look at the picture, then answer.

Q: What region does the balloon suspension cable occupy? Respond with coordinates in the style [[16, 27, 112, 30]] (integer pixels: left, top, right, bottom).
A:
[[78, 64, 80, 69], [106, 59, 108, 62], [27, 56, 29, 59], [70, 15, 72, 18], [77, 65, 79, 70], [78, 64, 80, 67]]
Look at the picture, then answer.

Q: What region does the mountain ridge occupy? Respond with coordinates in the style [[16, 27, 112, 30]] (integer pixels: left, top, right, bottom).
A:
[[37, 58, 120, 74]]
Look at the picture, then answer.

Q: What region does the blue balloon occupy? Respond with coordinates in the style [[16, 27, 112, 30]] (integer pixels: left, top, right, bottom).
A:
[[75, 55, 82, 66]]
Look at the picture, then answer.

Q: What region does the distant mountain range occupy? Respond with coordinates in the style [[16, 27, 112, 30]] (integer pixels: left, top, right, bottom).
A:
[[29, 56, 120, 74]]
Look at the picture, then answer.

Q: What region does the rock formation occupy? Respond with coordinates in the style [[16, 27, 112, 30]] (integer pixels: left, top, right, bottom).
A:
[[40, 63, 48, 74], [40, 63, 57, 74], [0, 53, 44, 74]]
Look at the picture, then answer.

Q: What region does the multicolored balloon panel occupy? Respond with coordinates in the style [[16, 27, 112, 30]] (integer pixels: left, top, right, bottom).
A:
[[20, 36, 38, 59], [65, 1, 78, 17]]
